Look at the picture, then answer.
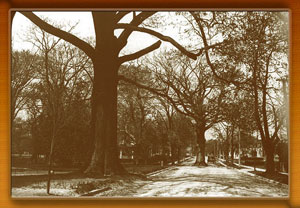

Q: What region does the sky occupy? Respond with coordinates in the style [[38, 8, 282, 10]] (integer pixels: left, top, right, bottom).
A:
[[11, 11, 192, 58], [12, 12, 94, 51]]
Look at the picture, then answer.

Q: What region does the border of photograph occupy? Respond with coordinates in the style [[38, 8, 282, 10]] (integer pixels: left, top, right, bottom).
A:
[[1, 0, 299, 207]]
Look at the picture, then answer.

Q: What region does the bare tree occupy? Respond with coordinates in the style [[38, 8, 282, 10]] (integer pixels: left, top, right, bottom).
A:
[[17, 11, 228, 176], [191, 11, 288, 173], [22, 24, 91, 192], [143, 50, 226, 166], [11, 50, 39, 122], [117, 65, 157, 164]]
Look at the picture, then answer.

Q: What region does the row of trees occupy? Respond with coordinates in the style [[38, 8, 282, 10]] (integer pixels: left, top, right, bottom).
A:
[[12, 26, 93, 167], [11, 29, 196, 168], [12, 48, 196, 168], [12, 11, 288, 175], [118, 65, 196, 165]]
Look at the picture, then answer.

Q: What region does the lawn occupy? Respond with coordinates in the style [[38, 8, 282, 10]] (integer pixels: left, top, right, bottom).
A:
[[11, 163, 168, 197]]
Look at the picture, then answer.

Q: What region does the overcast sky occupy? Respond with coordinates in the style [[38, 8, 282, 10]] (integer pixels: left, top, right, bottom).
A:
[[11, 11, 193, 58]]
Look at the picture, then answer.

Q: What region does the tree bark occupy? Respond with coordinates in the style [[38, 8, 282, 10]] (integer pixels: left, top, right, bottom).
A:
[[84, 55, 126, 176], [84, 13, 126, 176], [265, 140, 275, 174], [225, 128, 230, 164], [171, 142, 176, 165], [177, 146, 181, 164], [162, 136, 168, 166], [194, 126, 207, 166], [230, 125, 235, 165]]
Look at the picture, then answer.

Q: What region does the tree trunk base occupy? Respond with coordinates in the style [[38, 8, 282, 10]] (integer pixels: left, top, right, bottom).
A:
[[265, 169, 276, 175], [84, 163, 128, 177], [84, 169, 105, 178], [111, 163, 128, 176], [194, 161, 208, 166]]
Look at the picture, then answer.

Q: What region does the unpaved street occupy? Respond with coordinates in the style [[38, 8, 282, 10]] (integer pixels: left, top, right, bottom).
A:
[[99, 157, 288, 198]]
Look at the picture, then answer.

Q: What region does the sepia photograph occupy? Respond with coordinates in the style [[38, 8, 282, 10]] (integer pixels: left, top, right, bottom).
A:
[[10, 10, 289, 198]]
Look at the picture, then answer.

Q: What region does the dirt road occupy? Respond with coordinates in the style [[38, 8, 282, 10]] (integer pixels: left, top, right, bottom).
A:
[[99, 157, 288, 198]]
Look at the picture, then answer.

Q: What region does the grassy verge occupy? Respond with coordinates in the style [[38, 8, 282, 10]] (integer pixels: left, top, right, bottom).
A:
[[123, 164, 168, 175], [11, 163, 174, 197], [249, 170, 288, 185], [218, 160, 288, 185]]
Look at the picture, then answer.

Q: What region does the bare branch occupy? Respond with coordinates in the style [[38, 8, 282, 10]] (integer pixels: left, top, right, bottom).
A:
[[20, 12, 95, 59], [190, 12, 246, 86], [115, 11, 131, 22], [118, 75, 197, 120], [119, 125, 137, 145], [119, 40, 161, 64], [117, 12, 156, 50], [116, 23, 199, 60]]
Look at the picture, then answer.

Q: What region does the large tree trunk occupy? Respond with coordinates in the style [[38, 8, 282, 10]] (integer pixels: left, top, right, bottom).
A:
[[265, 140, 275, 174], [84, 54, 126, 176], [84, 13, 126, 176], [162, 138, 168, 166], [230, 126, 235, 165], [195, 127, 207, 166], [177, 146, 181, 164], [171, 142, 176, 165], [225, 128, 230, 164]]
